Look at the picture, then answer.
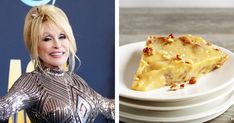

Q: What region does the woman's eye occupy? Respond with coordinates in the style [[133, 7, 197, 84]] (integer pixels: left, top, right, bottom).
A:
[[42, 37, 51, 42], [59, 34, 66, 39]]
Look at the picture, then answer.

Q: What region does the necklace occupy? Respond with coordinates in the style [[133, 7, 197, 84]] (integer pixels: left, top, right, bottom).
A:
[[44, 68, 64, 76]]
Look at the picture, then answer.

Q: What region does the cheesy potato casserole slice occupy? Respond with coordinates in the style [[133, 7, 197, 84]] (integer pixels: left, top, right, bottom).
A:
[[131, 34, 228, 91]]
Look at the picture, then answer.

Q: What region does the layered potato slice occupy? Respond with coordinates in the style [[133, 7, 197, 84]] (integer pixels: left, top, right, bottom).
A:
[[131, 34, 228, 91]]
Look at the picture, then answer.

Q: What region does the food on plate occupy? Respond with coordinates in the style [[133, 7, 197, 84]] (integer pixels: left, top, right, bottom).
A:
[[131, 34, 228, 91]]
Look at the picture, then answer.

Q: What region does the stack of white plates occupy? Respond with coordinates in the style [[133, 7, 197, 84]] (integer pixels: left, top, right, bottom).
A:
[[119, 42, 234, 123]]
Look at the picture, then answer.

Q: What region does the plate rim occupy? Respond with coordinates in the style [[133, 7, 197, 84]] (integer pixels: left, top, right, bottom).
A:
[[120, 84, 234, 111]]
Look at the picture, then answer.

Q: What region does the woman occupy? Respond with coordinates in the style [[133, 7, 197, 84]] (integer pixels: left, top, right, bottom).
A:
[[0, 5, 114, 123]]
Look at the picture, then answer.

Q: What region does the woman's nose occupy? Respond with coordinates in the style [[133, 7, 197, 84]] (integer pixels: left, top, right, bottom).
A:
[[53, 39, 61, 49]]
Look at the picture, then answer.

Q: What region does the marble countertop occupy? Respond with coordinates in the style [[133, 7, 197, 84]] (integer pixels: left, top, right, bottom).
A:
[[119, 8, 234, 123]]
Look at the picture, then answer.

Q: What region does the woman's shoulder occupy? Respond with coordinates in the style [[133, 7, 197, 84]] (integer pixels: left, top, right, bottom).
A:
[[69, 72, 85, 81], [18, 71, 37, 80], [10, 71, 38, 90]]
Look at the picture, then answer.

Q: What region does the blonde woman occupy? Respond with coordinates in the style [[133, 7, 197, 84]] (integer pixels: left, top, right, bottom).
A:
[[0, 5, 114, 123]]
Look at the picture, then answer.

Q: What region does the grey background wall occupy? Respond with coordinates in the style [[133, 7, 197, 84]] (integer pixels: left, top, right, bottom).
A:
[[120, 0, 234, 8]]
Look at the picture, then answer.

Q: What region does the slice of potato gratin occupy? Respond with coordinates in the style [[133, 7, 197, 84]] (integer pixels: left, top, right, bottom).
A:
[[131, 34, 228, 91]]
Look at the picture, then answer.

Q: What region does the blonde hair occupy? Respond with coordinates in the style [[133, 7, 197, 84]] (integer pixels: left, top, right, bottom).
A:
[[24, 5, 78, 72]]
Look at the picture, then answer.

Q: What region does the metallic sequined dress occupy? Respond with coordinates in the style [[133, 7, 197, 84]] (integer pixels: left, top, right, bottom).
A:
[[0, 68, 115, 123]]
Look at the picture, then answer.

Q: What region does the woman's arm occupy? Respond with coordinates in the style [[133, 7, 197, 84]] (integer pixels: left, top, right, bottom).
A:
[[96, 93, 115, 120], [0, 89, 32, 120], [0, 73, 39, 120]]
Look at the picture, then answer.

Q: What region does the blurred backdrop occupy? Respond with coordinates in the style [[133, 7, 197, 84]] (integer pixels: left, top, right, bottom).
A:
[[0, 0, 114, 123]]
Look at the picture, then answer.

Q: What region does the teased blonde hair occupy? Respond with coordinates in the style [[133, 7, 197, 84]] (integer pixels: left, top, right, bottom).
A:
[[24, 5, 78, 72]]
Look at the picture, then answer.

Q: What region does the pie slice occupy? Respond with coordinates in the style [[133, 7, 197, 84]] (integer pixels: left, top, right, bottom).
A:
[[131, 34, 228, 91]]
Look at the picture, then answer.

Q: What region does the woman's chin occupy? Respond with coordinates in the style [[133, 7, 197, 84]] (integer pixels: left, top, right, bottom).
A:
[[54, 63, 67, 68]]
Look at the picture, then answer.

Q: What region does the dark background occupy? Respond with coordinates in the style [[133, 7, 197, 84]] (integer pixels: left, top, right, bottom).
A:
[[0, 0, 115, 123]]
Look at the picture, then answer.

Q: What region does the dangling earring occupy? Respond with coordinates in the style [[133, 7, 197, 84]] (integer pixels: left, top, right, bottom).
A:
[[34, 57, 42, 70], [68, 54, 75, 72]]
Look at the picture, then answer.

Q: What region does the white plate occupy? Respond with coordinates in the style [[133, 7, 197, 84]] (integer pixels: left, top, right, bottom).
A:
[[120, 83, 234, 111], [119, 42, 234, 101], [120, 93, 234, 123], [120, 91, 233, 118]]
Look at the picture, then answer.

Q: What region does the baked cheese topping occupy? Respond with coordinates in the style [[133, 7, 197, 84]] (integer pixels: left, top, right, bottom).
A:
[[131, 34, 229, 91]]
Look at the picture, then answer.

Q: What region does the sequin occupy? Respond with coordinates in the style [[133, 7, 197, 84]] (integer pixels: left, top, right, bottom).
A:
[[0, 68, 114, 122]]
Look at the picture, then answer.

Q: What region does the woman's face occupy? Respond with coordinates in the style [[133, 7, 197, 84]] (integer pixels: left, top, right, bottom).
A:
[[38, 22, 70, 69]]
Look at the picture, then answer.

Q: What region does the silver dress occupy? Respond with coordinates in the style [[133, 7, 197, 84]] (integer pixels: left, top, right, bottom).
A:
[[0, 68, 115, 123]]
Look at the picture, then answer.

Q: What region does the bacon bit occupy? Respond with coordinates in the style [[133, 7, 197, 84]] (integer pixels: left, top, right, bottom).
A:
[[158, 34, 175, 43], [179, 36, 191, 45], [185, 59, 193, 64], [175, 54, 182, 60], [180, 84, 185, 89], [135, 76, 140, 81], [189, 77, 197, 84], [170, 83, 179, 91], [170, 83, 177, 87], [153, 35, 157, 39], [214, 48, 220, 51], [185, 61, 191, 64], [146, 40, 153, 45], [168, 33, 174, 39], [158, 37, 168, 42], [143, 47, 154, 56], [212, 64, 222, 71]]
